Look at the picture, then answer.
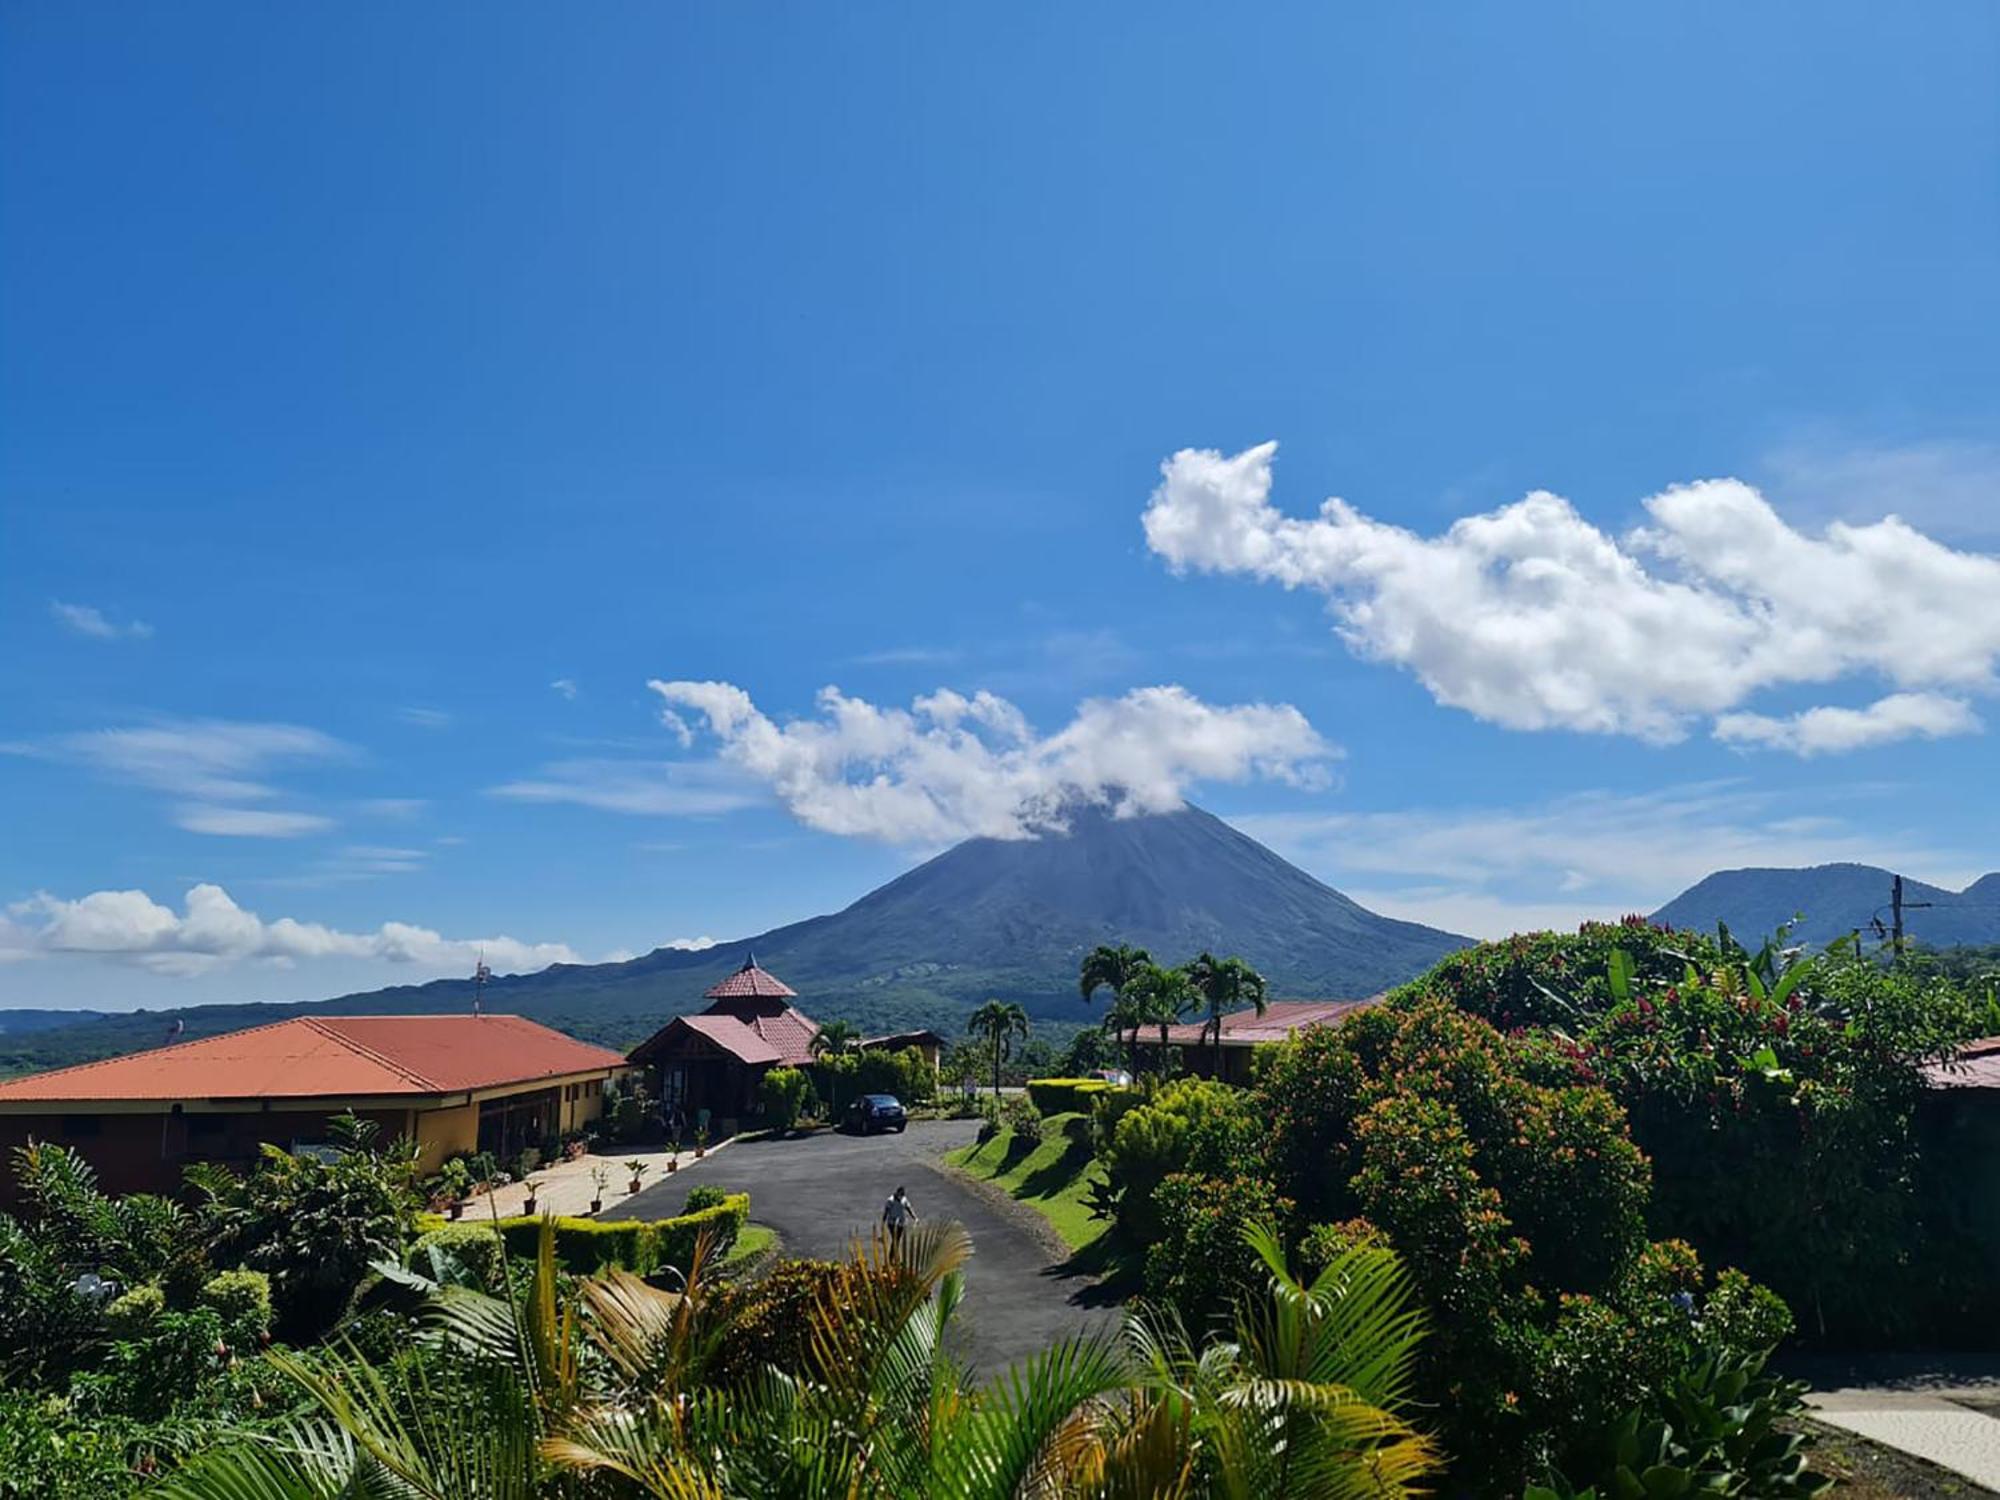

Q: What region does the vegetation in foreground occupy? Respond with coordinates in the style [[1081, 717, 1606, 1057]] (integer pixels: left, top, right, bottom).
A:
[[155, 1216, 1441, 1498]]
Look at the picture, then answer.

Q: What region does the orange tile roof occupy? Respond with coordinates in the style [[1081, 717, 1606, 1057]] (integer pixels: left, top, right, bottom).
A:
[[630, 1006, 820, 1068], [1924, 1035, 2000, 1091], [1161, 997, 1378, 1048], [0, 1014, 627, 1104], [704, 957, 797, 1000]]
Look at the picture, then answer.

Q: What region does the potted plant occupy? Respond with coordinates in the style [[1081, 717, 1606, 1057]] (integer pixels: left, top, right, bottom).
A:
[[625, 1158, 648, 1195], [439, 1158, 471, 1220], [666, 1144, 678, 1174], [694, 1125, 709, 1160], [589, 1165, 609, 1215], [521, 1177, 543, 1216]]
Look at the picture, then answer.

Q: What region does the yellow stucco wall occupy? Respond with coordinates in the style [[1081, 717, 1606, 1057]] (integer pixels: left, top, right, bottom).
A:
[[414, 1101, 478, 1172]]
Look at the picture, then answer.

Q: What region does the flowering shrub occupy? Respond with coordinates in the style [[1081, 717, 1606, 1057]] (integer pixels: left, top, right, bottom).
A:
[[1413, 922, 1984, 1341], [1143, 1172, 1293, 1327]]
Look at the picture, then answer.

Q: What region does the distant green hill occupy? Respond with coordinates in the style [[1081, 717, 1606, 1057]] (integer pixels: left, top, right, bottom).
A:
[[1650, 863, 2000, 949], [0, 802, 1469, 1078]]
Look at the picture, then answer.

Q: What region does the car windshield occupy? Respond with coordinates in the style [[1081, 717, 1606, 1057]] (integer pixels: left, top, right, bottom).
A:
[[864, 1094, 901, 1106]]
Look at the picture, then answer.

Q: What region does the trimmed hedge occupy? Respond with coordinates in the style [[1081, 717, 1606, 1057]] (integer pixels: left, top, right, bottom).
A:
[[1026, 1077, 1129, 1116], [413, 1191, 748, 1278]]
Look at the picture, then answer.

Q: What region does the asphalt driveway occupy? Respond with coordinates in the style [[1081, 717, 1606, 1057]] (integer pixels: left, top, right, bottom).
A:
[[603, 1119, 1121, 1373]]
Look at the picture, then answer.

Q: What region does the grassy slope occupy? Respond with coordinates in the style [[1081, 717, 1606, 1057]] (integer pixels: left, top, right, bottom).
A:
[[943, 1113, 1108, 1251], [723, 1223, 777, 1266]]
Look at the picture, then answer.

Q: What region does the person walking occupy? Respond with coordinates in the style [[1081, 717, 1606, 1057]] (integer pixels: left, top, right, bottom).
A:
[[881, 1184, 917, 1249]]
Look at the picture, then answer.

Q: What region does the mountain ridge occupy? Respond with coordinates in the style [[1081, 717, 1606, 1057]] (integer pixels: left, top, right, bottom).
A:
[[1649, 862, 2000, 949], [0, 803, 1470, 1076]]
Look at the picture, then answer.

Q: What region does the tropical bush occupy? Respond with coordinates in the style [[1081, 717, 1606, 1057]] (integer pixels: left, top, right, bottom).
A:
[[1413, 919, 1986, 1341], [481, 1191, 749, 1276], [1025, 1076, 1117, 1115], [757, 1064, 812, 1132], [853, 1044, 937, 1106], [1143, 1171, 1293, 1324], [153, 1217, 1443, 1499], [1000, 1091, 1044, 1144], [1099, 1076, 1261, 1241]]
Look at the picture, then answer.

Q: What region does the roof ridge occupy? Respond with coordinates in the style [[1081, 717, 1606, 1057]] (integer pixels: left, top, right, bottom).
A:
[[303, 1017, 445, 1092]]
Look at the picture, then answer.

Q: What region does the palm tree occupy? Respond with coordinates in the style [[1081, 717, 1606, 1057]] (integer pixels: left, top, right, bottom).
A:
[[810, 1020, 863, 1116], [1108, 1225, 1441, 1497], [1079, 942, 1152, 1075], [1186, 952, 1268, 1079], [156, 1217, 1440, 1499], [966, 999, 1029, 1098], [1126, 962, 1196, 1079]]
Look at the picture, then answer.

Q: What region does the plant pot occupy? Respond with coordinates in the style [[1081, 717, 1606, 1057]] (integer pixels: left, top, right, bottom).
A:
[[590, 1198, 603, 1215], [628, 1179, 642, 1195], [523, 1198, 537, 1216], [667, 1159, 677, 1173], [448, 1201, 463, 1220], [695, 1145, 706, 1158]]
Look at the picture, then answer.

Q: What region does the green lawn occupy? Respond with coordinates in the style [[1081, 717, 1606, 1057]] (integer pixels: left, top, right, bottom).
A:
[[944, 1113, 1109, 1251], [723, 1222, 777, 1267]]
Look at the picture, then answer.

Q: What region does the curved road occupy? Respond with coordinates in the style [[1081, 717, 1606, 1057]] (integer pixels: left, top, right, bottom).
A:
[[604, 1119, 1120, 1373]]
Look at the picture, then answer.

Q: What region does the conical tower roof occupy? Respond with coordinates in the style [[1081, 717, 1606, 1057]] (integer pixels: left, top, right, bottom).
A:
[[703, 953, 797, 1001]]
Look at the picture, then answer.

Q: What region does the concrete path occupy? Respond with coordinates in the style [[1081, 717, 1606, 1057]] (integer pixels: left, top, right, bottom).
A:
[[603, 1119, 1121, 1374], [1791, 1354, 2000, 1492], [461, 1138, 736, 1219]]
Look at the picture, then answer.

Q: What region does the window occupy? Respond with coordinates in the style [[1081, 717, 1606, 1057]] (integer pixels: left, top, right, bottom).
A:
[[188, 1114, 226, 1137], [61, 1114, 102, 1138]]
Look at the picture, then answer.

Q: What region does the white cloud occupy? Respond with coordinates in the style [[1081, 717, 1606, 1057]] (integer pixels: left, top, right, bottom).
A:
[[1761, 436, 2000, 540], [1715, 692, 1983, 756], [399, 707, 453, 729], [550, 679, 579, 700], [1, 719, 348, 835], [1230, 781, 1987, 940], [174, 806, 335, 838], [2, 883, 580, 978], [665, 935, 719, 951], [51, 601, 153, 640], [358, 797, 428, 819], [488, 758, 761, 817], [647, 679, 1336, 846], [1143, 442, 2000, 752]]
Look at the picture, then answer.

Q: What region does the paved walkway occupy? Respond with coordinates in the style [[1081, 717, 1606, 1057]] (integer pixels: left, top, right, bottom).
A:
[[601, 1119, 1120, 1373], [1792, 1354, 2000, 1492], [462, 1138, 736, 1219]]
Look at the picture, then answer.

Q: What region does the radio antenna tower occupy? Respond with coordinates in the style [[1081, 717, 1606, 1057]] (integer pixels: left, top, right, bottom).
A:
[[472, 951, 491, 1017]]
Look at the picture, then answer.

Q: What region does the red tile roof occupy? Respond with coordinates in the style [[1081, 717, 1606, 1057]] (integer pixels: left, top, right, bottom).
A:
[[1161, 997, 1378, 1049], [629, 1004, 821, 1069], [0, 1015, 627, 1105], [1924, 1036, 2000, 1091], [704, 957, 797, 1000]]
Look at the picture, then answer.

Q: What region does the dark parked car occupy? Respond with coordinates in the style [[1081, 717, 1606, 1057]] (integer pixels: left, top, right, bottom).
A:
[[846, 1093, 908, 1134]]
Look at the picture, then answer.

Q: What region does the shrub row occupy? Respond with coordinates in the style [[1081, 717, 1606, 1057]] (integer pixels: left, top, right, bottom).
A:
[[1025, 1077, 1133, 1116], [415, 1191, 748, 1277]]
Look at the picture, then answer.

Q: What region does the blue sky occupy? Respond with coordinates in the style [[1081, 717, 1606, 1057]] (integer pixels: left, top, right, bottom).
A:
[[4, 4, 1998, 1011]]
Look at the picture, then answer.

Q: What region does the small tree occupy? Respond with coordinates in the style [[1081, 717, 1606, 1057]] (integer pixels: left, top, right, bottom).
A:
[[810, 1021, 863, 1115], [759, 1066, 811, 1134], [1080, 942, 1153, 1075], [1127, 962, 1197, 1078], [967, 999, 1030, 1097]]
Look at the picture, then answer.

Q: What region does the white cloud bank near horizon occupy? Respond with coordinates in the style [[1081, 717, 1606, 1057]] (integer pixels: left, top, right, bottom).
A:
[[1232, 780, 1991, 939], [1143, 442, 2000, 754], [647, 680, 1337, 846], [0, 883, 586, 979]]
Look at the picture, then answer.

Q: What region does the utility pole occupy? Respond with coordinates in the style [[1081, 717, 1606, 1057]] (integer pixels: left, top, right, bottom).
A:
[[1888, 874, 1932, 961]]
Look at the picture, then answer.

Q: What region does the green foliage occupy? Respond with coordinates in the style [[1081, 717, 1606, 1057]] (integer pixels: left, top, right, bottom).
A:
[[1534, 1348, 1830, 1500], [1025, 1076, 1121, 1114], [968, 998, 1031, 1093], [681, 1183, 729, 1215], [197, 1269, 272, 1345], [758, 1064, 812, 1132], [195, 1112, 422, 1340], [0, 1388, 154, 1500], [1143, 1172, 1293, 1324], [1101, 1075, 1262, 1241], [104, 1282, 165, 1335], [852, 1044, 936, 1106], [485, 1191, 749, 1276], [409, 1221, 508, 1291], [975, 1095, 1002, 1141], [1000, 1091, 1043, 1144], [1413, 921, 1989, 1341]]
